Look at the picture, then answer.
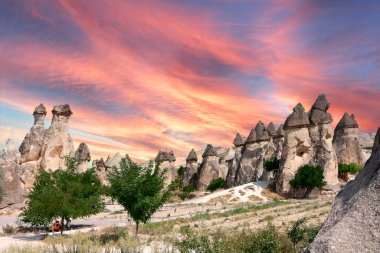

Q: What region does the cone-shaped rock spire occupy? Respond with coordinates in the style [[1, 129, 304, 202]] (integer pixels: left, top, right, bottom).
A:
[[186, 149, 198, 162]]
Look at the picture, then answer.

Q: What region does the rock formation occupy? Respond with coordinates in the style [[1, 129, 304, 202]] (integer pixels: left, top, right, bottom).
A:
[[227, 121, 276, 187], [184, 149, 198, 185], [19, 104, 47, 163], [74, 143, 91, 172], [273, 124, 285, 159], [105, 152, 123, 169], [225, 133, 245, 188], [308, 127, 380, 253], [196, 144, 226, 190], [93, 158, 109, 186], [155, 150, 177, 185], [333, 113, 364, 165], [276, 95, 339, 196], [40, 104, 74, 171]]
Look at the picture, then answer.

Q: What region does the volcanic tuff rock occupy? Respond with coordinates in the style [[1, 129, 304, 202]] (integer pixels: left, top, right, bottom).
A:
[[40, 104, 74, 171], [267, 122, 276, 137], [0, 139, 24, 208], [276, 95, 339, 196], [226, 121, 277, 187], [273, 124, 285, 159], [196, 144, 228, 190], [93, 158, 109, 186], [75, 143, 91, 172], [19, 104, 47, 163], [155, 150, 177, 185], [184, 149, 198, 185], [105, 152, 124, 169], [308, 127, 380, 253], [233, 133, 245, 147], [333, 113, 364, 165], [283, 103, 310, 129]]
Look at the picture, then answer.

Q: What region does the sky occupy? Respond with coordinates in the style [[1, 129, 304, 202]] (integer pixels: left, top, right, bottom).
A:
[[1, 0, 379, 162]]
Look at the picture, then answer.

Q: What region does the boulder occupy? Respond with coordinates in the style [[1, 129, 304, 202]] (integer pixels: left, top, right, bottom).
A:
[[19, 104, 47, 163], [333, 113, 364, 165], [74, 143, 91, 172], [308, 127, 380, 253], [39, 104, 74, 170], [202, 144, 218, 157]]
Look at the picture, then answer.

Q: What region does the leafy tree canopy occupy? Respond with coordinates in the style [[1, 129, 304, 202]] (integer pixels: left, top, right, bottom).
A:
[[21, 157, 105, 234], [338, 163, 363, 174], [264, 157, 280, 172], [206, 178, 225, 192], [107, 157, 171, 234], [289, 164, 326, 198]]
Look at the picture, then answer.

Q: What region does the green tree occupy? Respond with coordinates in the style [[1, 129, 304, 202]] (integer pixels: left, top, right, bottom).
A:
[[206, 178, 225, 192], [107, 157, 171, 235], [264, 157, 280, 172], [20, 157, 105, 234], [289, 165, 326, 198]]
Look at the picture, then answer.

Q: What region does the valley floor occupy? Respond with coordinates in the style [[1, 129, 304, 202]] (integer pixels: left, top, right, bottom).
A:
[[0, 183, 335, 252]]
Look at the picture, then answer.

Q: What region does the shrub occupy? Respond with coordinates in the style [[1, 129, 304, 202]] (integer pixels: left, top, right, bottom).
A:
[[175, 223, 294, 253], [287, 218, 321, 251], [338, 163, 363, 174], [206, 178, 225, 192], [264, 157, 280, 172], [179, 185, 196, 200], [289, 165, 326, 198], [2, 224, 16, 235]]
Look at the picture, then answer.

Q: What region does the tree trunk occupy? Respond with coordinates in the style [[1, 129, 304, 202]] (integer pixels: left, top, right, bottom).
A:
[[135, 221, 139, 236], [304, 188, 312, 198], [60, 217, 64, 235]]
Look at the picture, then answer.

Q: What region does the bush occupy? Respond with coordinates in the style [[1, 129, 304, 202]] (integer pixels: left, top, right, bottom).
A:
[[289, 165, 326, 198], [206, 178, 225, 192], [175, 223, 294, 253], [2, 224, 16, 235], [179, 185, 196, 200], [264, 157, 280, 172], [338, 163, 363, 174], [287, 218, 321, 251]]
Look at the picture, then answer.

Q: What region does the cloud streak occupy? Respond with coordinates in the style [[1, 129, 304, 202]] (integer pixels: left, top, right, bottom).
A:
[[1, 0, 379, 162]]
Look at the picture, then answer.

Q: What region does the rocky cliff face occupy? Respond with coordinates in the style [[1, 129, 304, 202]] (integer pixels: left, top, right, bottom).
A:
[[333, 113, 364, 165], [225, 133, 245, 188], [308, 127, 380, 253], [155, 150, 177, 185], [40, 104, 75, 171], [276, 95, 339, 196]]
